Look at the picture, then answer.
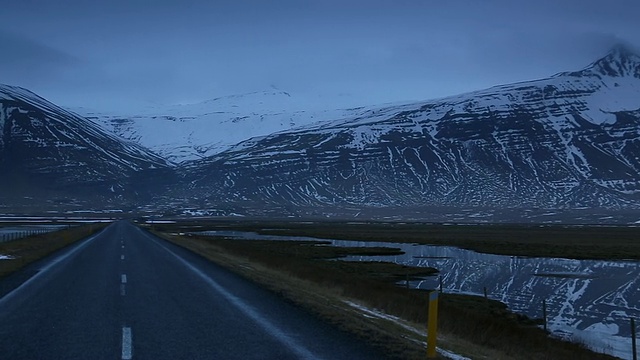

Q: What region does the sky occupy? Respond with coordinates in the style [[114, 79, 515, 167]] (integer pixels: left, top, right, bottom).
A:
[[1, 0, 639, 112]]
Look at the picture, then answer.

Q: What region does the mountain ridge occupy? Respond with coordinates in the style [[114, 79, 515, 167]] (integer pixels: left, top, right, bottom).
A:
[[559, 44, 640, 79], [0, 84, 173, 211], [3, 47, 640, 221], [78, 90, 374, 163], [173, 47, 640, 217]]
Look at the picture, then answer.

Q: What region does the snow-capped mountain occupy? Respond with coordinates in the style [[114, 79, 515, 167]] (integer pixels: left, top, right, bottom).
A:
[[0, 84, 173, 210], [338, 240, 640, 359], [3, 46, 640, 219], [77, 89, 375, 163], [178, 46, 640, 214]]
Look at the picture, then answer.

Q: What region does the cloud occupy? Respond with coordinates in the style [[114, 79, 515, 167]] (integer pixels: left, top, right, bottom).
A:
[[1, 1, 640, 111], [0, 32, 79, 81]]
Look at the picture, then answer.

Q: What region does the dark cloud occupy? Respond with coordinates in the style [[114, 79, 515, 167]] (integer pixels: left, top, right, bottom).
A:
[[0, 31, 79, 83], [1, 1, 639, 111]]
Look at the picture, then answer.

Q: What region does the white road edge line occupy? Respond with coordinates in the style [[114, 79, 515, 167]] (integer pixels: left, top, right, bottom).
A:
[[121, 274, 127, 284], [140, 229, 320, 360], [122, 327, 133, 360], [0, 231, 102, 307]]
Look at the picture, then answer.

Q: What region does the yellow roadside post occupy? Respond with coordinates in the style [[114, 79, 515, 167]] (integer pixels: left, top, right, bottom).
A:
[[427, 290, 439, 358]]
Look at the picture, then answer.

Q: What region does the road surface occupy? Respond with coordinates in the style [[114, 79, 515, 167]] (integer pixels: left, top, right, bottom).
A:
[[0, 221, 387, 359]]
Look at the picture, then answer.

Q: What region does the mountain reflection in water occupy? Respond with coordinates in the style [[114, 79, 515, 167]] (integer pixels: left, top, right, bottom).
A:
[[198, 230, 639, 359]]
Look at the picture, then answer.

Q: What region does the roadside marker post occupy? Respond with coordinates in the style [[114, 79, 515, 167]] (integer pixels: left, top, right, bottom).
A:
[[427, 291, 439, 358]]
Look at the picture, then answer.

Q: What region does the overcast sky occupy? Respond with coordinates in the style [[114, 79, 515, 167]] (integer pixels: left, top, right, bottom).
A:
[[1, 0, 639, 112]]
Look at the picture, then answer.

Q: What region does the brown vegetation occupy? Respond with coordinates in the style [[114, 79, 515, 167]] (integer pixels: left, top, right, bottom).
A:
[[151, 222, 617, 360], [0, 223, 107, 279], [255, 222, 640, 260], [151, 220, 640, 260]]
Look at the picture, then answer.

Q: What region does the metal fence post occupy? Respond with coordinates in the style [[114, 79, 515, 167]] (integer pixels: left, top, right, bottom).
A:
[[632, 317, 637, 360], [542, 299, 547, 332]]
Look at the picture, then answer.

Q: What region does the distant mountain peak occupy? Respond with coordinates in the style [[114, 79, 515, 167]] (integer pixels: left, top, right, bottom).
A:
[[576, 44, 640, 78], [607, 43, 639, 59], [202, 89, 293, 104]]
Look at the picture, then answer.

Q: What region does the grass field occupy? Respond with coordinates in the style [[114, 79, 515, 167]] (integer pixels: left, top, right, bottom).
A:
[[258, 222, 640, 260], [150, 220, 622, 359], [150, 220, 640, 260], [0, 223, 107, 279]]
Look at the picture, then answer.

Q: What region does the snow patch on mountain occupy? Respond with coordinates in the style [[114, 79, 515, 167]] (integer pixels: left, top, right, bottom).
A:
[[74, 46, 640, 166], [174, 46, 640, 212], [74, 90, 394, 163], [1, 83, 171, 197]]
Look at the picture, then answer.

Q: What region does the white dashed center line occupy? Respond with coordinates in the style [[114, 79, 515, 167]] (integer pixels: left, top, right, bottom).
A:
[[121, 255, 125, 260], [122, 327, 133, 359], [121, 274, 127, 284], [120, 284, 126, 296]]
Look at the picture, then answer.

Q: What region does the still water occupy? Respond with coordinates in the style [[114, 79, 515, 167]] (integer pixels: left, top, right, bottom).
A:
[[198, 230, 639, 359]]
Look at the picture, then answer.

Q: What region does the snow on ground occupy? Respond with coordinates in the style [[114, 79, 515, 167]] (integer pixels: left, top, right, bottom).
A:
[[346, 294, 636, 360], [556, 323, 636, 360], [344, 300, 471, 360], [0, 255, 14, 260]]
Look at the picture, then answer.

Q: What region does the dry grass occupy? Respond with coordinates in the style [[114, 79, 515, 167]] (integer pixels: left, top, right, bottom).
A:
[[154, 233, 434, 359], [256, 222, 640, 260], [150, 225, 617, 360], [151, 221, 640, 260], [0, 223, 107, 279]]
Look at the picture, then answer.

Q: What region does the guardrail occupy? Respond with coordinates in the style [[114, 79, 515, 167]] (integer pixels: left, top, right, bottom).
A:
[[0, 226, 70, 243]]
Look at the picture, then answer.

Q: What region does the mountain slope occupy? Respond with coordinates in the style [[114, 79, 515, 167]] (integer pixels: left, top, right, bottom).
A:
[[178, 46, 640, 216], [0, 84, 173, 210], [76, 90, 377, 163]]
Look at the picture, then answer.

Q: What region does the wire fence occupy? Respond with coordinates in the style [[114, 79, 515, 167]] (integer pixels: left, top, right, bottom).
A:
[[419, 276, 640, 360], [0, 225, 70, 243]]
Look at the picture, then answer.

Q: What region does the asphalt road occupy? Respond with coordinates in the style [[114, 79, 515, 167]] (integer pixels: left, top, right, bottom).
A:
[[0, 221, 387, 359]]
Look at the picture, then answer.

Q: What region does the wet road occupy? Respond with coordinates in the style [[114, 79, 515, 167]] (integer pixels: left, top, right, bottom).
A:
[[0, 221, 385, 359]]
